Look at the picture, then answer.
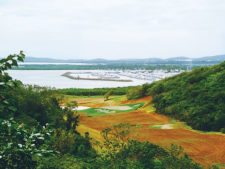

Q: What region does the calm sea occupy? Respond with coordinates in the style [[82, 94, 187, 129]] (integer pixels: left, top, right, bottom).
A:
[[8, 70, 149, 89]]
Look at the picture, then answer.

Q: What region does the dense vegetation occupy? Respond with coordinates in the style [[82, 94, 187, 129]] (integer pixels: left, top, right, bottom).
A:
[[127, 62, 225, 132], [0, 52, 205, 168], [0, 52, 92, 168], [57, 87, 131, 96]]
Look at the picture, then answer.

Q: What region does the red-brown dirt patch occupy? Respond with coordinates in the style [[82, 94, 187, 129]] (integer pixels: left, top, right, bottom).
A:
[[78, 110, 225, 167]]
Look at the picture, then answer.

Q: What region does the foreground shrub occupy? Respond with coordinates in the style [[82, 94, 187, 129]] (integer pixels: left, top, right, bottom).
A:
[[37, 155, 87, 169], [51, 129, 96, 158], [0, 118, 54, 169]]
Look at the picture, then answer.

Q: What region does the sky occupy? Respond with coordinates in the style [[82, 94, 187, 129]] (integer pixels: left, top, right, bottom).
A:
[[0, 0, 225, 59]]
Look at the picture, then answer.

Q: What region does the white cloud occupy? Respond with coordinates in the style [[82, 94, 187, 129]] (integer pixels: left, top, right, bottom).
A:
[[0, 0, 225, 59]]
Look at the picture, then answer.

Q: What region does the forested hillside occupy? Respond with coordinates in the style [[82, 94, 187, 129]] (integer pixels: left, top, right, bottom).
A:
[[145, 61, 225, 132]]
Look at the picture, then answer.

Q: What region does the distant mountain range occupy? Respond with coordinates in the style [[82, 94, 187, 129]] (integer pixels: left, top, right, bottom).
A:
[[21, 54, 225, 65]]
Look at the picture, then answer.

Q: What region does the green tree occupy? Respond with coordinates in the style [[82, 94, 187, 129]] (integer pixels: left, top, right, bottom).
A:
[[63, 108, 79, 131], [104, 89, 113, 101], [0, 51, 25, 118], [126, 86, 144, 100]]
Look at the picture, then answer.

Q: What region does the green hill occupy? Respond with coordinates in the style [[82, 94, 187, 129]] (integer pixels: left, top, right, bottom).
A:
[[146, 61, 225, 132]]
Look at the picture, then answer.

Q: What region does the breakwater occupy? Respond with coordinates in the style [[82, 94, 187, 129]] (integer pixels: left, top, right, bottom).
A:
[[61, 72, 133, 82]]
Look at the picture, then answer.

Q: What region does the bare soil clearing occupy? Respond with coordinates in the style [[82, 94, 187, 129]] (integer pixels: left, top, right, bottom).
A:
[[72, 95, 225, 167]]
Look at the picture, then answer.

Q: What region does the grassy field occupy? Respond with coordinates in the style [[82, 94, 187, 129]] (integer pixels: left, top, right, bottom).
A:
[[62, 95, 225, 168], [78, 103, 144, 116]]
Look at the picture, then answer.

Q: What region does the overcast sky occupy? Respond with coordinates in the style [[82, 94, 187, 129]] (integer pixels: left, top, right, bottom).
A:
[[0, 0, 225, 59]]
